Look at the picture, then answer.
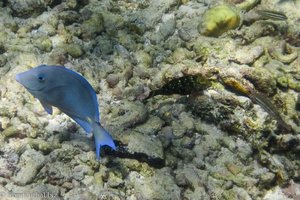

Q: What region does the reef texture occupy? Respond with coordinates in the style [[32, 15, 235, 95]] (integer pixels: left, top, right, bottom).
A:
[[0, 0, 300, 199]]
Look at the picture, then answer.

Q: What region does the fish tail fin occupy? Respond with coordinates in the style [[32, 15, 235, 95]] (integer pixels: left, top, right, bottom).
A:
[[92, 122, 116, 160]]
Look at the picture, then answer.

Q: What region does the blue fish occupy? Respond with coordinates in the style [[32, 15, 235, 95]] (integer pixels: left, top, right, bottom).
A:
[[15, 64, 116, 160]]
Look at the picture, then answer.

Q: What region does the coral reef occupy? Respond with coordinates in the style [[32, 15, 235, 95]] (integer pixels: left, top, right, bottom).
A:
[[0, 0, 299, 199]]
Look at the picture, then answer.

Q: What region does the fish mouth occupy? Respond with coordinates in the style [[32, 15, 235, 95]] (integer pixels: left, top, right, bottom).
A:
[[15, 74, 21, 83], [26, 87, 41, 92], [26, 85, 47, 92], [15, 74, 45, 92]]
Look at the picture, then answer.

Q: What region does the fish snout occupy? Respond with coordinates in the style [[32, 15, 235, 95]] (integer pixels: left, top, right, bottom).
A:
[[15, 73, 21, 83]]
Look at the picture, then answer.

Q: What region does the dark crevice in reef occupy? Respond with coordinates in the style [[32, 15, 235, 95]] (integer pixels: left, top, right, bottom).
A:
[[49, 0, 63, 8], [102, 141, 165, 169], [0, 45, 5, 54], [50, 0, 89, 10], [1, 0, 8, 7]]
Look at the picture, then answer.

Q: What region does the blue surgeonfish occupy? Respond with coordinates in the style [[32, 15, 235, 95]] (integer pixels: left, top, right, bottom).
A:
[[15, 64, 116, 160]]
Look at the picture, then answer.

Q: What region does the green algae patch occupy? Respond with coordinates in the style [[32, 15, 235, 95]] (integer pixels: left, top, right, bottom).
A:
[[35, 37, 52, 52], [28, 139, 61, 154], [198, 5, 240, 37], [2, 126, 19, 138], [64, 44, 84, 58], [82, 13, 104, 39]]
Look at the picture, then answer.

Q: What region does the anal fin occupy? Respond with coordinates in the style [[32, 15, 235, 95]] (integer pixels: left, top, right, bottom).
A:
[[71, 116, 92, 133]]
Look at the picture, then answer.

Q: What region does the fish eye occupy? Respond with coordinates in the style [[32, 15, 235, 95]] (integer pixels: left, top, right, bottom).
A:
[[37, 74, 46, 82]]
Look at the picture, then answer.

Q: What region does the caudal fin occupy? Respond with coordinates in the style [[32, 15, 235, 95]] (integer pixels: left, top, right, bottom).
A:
[[92, 122, 116, 160]]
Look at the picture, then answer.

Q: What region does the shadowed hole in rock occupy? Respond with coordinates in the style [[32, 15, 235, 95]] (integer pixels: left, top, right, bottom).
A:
[[2, 0, 8, 7], [0, 45, 5, 54], [49, 0, 62, 8], [102, 141, 165, 169]]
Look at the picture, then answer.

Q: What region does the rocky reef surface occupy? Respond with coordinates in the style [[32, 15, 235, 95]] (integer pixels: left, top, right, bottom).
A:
[[0, 0, 300, 199]]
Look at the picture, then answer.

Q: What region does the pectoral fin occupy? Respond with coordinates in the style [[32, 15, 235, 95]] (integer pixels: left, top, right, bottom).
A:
[[40, 100, 53, 114]]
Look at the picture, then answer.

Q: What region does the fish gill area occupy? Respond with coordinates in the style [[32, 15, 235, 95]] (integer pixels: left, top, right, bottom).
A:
[[0, 0, 300, 199]]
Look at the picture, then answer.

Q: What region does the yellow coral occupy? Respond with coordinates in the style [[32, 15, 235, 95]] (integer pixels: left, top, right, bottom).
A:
[[198, 5, 240, 37]]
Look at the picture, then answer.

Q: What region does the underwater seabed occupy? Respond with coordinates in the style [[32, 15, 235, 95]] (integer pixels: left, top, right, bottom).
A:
[[0, 0, 300, 199]]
